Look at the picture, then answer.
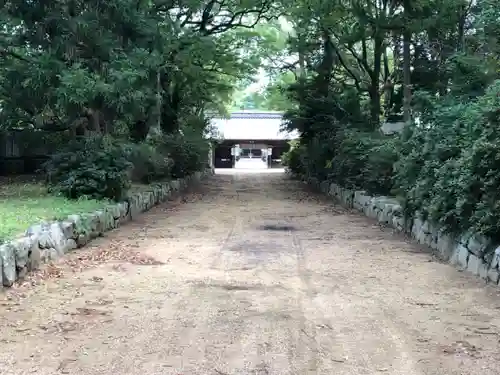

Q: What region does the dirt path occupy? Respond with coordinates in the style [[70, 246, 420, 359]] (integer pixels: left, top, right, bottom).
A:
[[1, 171, 500, 375]]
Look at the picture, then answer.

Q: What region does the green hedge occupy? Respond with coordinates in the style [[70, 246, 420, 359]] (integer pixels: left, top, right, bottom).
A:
[[43, 130, 210, 201], [284, 79, 500, 242]]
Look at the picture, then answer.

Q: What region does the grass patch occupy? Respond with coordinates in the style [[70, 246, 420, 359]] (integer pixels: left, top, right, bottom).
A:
[[0, 176, 174, 244], [0, 176, 106, 244]]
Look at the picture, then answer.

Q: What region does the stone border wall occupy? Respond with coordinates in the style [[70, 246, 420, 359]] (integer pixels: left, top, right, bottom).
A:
[[292, 172, 500, 287], [0, 168, 214, 288]]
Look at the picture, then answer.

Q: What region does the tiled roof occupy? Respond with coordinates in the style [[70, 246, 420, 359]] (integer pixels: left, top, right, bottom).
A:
[[224, 111, 284, 119], [208, 110, 284, 120], [210, 111, 299, 141]]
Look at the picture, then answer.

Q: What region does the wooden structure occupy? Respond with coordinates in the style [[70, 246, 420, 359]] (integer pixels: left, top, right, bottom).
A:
[[210, 111, 299, 169]]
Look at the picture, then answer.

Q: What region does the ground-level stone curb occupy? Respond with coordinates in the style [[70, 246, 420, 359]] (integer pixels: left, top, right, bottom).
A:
[[288, 171, 500, 288], [0, 168, 214, 288]]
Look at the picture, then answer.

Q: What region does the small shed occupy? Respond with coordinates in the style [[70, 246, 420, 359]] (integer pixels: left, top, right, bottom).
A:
[[210, 111, 299, 168]]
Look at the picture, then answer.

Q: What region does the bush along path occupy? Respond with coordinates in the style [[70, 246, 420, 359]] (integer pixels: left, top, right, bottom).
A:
[[0, 169, 213, 288], [295, 173, 500, 288]]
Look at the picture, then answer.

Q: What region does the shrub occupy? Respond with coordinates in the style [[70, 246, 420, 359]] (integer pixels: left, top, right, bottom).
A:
[[281, 140, 305, 175], [394, 80, 500, 241], [43, 135, 132, 201], [329, 129, 399, 195], [125, 143, 173, 184], [156, 130, 209, 179], [284, 129, 399, 196]]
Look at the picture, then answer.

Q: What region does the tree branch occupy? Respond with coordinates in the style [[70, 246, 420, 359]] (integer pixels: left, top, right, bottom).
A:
[[0, 48, 31, 62], [330, 42, 362, 91], [182, 0, 279, 36]]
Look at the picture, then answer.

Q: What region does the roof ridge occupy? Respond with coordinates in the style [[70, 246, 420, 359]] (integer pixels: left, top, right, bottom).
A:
[[212, 112, 284, 120]]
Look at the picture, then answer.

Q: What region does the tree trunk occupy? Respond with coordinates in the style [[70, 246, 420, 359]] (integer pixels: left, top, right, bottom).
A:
[[129, 120, 150, 142], [296, 21, 306, 80], [315, 31, 335, 97], [160, 89, 181, 134], [370, 34, 383, 128], [156, 70, 161, 129], [159, 72, 182, 134], [84, 108, 101, 134], [403, 0, 412, 124]]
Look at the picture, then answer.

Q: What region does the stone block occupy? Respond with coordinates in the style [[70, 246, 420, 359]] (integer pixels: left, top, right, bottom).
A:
[[106, 207, 119, 229], [341, 189, 353, 208], [66, 239, 77, 251], [170, 180, 180, 191], [423, 232, 435, 248], [40, 248, 59, 262], [378, 204, 400, 225], [60, 220, 76, 239], [77, 233, 89, 248], [118, 202, 128, 218], [487, 267, 500, 284], [377, 206, 391, 224], [365, 205, 377, 219], [128, 195, 141, 219], [142, 191, 154, 211], [416, 232, 432, 247], [353, 191, 368, 211], [410, 218, 437, 248], [466, 234, 490, 256], [491, 247, 500, 269], [391, 215, 405, 232], [467, 254, 481, 275], [79, 214, 100, 239], [421, 220, 431, 234], [25, 222, 48, 238], [353, 190, 367, 200], [29, 243, 41, 271], [435, 232, 456, 261], [26, 222, 67, 255], [0, 243, 16, 286], [328, 183, 338, 197], [411, 217, 423, 239], [66, 214, 83, 233], [107, 204, 122, 220], [478, 262, 489, 281], [11, 236, 41, 272], [152, 188, 160, 204], [458, 233, 470, 248], [359, 193, 372, 209], [95, 210, 111, 232], [10, 237, 31, 270], [320, 180, 330, 194], [450, 243, 468, 269]]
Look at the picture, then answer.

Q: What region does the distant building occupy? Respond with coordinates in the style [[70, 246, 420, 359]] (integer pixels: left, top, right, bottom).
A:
[[210, 110, 299, 169]]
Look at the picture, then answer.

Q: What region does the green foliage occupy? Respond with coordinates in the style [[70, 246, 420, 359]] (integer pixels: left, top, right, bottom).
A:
[[0, 0, 279, 199], [276, 0, 500, 243], [394, 81, 500, 240], [328, 130, 400, 195], [282, 140, 306, 175], [43, 135, 132, 201], [125, 143, 173, 184], [0, 0, 274, 138], [152, 129, 210, 179]]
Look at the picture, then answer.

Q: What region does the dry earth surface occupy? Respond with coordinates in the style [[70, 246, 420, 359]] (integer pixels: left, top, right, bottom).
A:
[[1, 169, 500, 375]]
